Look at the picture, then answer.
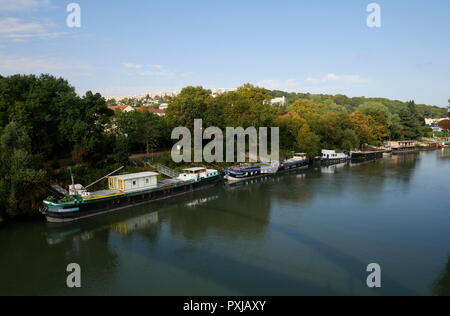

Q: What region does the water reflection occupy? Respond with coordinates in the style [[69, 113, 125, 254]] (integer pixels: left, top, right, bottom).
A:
[[1, 152, 449, 295], [434, 255, 450, 296], [320, 162, 347, 174], [45, 156, 422, 248], [437, 147, 450, 161]]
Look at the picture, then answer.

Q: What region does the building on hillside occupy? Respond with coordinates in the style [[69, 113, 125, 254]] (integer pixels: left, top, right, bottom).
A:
[[425, 118, 448, 127], [210, 88, 236, 98], [159, 103, 169, 110], [108, 105, 135, 113], [150, 108, 166, 117], [136, 107, 166, 117], [270, 96, 286, 107], [108, 105, 166, 117]]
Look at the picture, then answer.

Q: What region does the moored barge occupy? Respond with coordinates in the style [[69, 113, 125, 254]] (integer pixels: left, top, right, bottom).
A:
[[388, 141, 417, 154], [42, 167, 221, 222], [319, 150, 349, 164], [224, 162, 279, 182], [350, 150, 383, 161], [279, 153, 310, 170]]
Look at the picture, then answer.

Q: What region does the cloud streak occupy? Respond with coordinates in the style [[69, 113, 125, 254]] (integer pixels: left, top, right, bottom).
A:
[[123, 63, 144, 69], [257, 74, 368, 93], [0, 18, 66, 41], [0, 53, 92, 75], [0, 0, 50, 12], [305, 73, 366, 85], [122, 63, 194, 79]]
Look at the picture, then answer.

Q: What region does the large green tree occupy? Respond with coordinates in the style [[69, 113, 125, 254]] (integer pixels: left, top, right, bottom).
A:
[[114, 110, 168, 154], [0, 122, 46, 218], [399, 101, 424, 140], [0, 75, 113, 163], [166, 86, 218, 130]]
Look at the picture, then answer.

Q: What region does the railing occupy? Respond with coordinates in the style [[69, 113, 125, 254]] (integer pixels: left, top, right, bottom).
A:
[[145, 163, 180, 179]]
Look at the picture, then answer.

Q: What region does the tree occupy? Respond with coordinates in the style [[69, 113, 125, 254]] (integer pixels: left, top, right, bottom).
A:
[[61, 91, 113, 164], [296, 124, 321, 158], [340, 129, 360, 150], [166, 86, 216, 130], [0, 75, 113, 163], [358, 102, 392, 142], [348, 111, 373, 145], [220, 84, 276, 128], [274, 112, 306, 151], [115, 111, 166, 154], [398, 101, 423, 140], [438, 119, 450, 132], [0, 122, 46, 218]]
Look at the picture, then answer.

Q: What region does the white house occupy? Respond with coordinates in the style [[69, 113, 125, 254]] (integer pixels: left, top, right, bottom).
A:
[[123, 105, 135, 113], [270, 96, 286, 107], [108, 172, 159, 192], [425, 118, 448, 127]]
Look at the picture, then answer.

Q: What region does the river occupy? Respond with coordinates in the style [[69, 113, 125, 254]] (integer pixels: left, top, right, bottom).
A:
[[1, 150, 449, 296]]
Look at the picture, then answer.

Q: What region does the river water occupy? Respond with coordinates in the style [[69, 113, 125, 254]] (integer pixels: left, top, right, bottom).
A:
[[1, 150, 450, 296]]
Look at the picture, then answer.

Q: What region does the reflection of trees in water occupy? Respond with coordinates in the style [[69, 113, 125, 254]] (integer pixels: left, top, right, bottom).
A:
[[434, 255, 450, 296], [351, 155, 418, 186], [163, 187, 272, 240], [437, 148, 450, 161], [0, 222, 119, 295], [229, 169, 315, 204], [163, 155, 422, 242], [163, 169, 320, 240]]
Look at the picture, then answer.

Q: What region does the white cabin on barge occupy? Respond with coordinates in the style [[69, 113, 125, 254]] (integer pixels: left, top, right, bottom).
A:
[[321, 150, 349, 161], [178, 167, 219, 182], [108, 172, 159, 192]]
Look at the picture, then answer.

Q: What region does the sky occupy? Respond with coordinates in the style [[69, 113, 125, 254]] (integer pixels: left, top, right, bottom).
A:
[[0, 0, 449, 107]]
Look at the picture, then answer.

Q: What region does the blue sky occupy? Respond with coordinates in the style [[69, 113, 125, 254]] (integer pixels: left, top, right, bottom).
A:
[[0, 0, 449, 107]]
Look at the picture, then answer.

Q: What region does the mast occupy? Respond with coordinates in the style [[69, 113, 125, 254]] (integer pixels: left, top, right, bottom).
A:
[[69, 167, 75, 188], [84, 166, 125, 190]]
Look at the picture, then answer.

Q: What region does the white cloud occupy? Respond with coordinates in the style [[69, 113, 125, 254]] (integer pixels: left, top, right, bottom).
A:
[[257, 74, 367, 91], [140, 65, 177, 78], [0, 53, 91, 75], [122, 64, 193, 79], [257, 79, 300, 90], [0, 18, 65, 41], [123, 63, 143, 69], [0, 0, 49, 12], [304, 73, 366, 85]]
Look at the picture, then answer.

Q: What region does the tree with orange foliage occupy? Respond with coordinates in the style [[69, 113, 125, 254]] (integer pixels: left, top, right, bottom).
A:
[[438, 119, 450, 132], [348, 111, 373, 146]]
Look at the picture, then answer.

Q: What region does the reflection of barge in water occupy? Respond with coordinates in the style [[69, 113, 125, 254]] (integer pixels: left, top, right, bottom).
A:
[[42, 167, 221, 223], [225, 167, 308, 191]]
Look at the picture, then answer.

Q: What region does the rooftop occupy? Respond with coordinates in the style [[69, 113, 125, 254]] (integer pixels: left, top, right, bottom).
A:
[[112, 172, 159, 180], [184, 167, 207, 171]]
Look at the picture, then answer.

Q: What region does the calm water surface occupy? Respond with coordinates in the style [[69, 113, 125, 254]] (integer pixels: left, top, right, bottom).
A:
[[1, 150, 450, 296]]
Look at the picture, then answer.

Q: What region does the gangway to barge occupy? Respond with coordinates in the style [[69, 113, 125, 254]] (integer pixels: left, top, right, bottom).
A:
[[145, 163, 180, 179]]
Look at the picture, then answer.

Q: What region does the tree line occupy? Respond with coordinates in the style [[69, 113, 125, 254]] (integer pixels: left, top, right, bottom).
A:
[[0, 75, 446, 220]]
